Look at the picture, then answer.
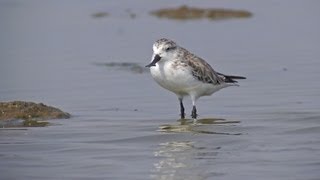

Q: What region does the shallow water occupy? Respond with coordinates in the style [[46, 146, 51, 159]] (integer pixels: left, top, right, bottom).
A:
[[1, 0, 320, 179]]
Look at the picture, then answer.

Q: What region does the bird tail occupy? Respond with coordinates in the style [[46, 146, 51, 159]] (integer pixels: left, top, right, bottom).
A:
[[217, 72, 246, 83]]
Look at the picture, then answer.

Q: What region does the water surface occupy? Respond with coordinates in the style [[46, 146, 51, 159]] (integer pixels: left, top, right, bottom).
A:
[[0, 0, 320, 179]]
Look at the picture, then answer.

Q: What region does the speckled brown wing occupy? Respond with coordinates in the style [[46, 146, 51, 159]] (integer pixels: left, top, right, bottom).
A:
[[183, 49, 223, 85]]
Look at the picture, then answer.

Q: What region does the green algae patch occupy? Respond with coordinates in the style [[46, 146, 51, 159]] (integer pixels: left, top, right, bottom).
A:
[[158, 118, 241, 135], [151, 5, 252, 21], [177, 118, 240, 125], [0, 101, 70, 127], [22, 120, 50, 127]]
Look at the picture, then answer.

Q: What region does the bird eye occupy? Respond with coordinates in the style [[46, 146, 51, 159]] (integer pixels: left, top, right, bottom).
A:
[[165, 46, 174, 51]]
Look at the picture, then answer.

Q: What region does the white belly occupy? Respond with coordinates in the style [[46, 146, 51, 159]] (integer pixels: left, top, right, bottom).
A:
[[149, 61, 228, 97]]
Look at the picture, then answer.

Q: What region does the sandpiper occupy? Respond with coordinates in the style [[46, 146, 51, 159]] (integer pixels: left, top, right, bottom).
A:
[[146, 38, 246, 120]]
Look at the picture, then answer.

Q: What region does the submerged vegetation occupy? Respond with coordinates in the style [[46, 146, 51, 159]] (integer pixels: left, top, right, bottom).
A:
[[158, 118, 241, 135], [91, 12, 109, 18], [91, 5, 252, 21], [151, 5, 252, 20], [94, 62, 148, 74]]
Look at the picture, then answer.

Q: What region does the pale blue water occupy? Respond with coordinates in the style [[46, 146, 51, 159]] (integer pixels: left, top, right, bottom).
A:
[[0, 0, 320, 179]]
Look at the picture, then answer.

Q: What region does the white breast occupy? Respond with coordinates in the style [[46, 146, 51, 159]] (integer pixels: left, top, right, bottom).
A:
[[150, 60, 231, 99], [150, 61, 206, 95]]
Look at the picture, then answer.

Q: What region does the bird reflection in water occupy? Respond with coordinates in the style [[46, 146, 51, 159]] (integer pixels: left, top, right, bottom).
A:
[[151, 119, 241, 179], [151, 141, 209, 180]]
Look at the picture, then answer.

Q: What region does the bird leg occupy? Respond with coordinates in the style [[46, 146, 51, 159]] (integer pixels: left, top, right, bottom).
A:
[[179, 98, 185, 119], [191, 105, 197, 119]]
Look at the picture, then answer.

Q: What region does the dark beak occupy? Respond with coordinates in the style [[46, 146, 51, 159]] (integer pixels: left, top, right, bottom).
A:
[[145, 54, 161, 67]]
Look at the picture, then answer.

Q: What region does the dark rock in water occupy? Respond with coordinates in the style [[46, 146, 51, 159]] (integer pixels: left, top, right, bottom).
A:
[[150, 5, 252, 21], [0, 101, 70, 127]]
